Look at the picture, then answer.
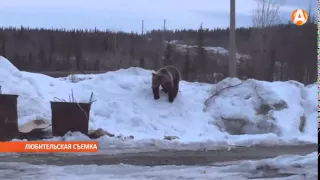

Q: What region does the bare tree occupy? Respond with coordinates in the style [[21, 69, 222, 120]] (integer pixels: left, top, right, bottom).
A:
[[252, 0, 280, 28], [306, 0, 316, 23], [250, 0, 281, 81], [229, 0, 236, 77]]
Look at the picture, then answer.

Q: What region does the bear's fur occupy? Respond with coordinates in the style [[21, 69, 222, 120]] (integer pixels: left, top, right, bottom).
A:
[[152, 66, 181, 103]]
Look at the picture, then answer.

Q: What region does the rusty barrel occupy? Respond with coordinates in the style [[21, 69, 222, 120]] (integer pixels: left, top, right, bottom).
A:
[[0, 94, 19, 141], [50, 102, 91, 136]]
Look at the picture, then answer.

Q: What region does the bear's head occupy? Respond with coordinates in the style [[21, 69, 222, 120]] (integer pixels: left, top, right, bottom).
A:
[[152, 72, 165, 88]]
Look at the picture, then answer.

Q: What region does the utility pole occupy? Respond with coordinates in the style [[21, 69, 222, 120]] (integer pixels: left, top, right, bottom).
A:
[[163, 19, 166, 42], [141, 20, 144, 35], [229, 0, 237, 77]]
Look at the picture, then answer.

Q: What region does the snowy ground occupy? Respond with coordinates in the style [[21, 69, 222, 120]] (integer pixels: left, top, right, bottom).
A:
[[0, 56, 317, 149], [0, 152, 317, 180]]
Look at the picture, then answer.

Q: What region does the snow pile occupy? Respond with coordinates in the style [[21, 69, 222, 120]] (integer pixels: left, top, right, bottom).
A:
[[167, 40, 251, 59], [225, 152, 317, 171], [218, 152, 318, 179], [0, 152, 317, 180], [0, 56, 317, 145], [206, 78, 318, 143]]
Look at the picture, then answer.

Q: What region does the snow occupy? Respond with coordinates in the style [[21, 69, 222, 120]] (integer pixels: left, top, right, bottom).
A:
[[0, 152, 317, 180], [166, 40, 251, 59], [0, 56, 317, 147], [207, 78, 318, 143]]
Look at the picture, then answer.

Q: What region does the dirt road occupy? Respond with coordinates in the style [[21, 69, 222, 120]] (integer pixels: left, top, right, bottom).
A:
[[0, 144, 316, 166]]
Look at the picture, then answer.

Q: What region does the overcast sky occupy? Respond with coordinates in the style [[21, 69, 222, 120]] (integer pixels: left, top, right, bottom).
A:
[[0, 0, 316, 32]]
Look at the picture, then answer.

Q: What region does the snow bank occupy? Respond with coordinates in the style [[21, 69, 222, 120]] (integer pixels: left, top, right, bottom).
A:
[[207, 78, 318, 143], [167, 40, 251, 59], [0, 152, 316, 180], [0, 56, 317, 146], [216, 152, 318, 179]]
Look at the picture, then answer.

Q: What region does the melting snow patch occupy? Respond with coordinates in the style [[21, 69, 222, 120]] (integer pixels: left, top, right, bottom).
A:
[[0, 152, 317, 180]]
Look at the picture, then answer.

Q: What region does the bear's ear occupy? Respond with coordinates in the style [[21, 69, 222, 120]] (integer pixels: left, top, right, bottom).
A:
[[152, 72, 157, 77]]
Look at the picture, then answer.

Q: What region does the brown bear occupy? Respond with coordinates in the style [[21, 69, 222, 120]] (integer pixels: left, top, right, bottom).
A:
[[152, 66, 181, 103]]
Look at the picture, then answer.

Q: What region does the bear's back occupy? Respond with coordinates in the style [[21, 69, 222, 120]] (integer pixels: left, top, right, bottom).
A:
[[163, 66, 181, 82]]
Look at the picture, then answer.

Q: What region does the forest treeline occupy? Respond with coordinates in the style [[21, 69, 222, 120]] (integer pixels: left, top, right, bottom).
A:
[[0, 22, 316, 84]]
